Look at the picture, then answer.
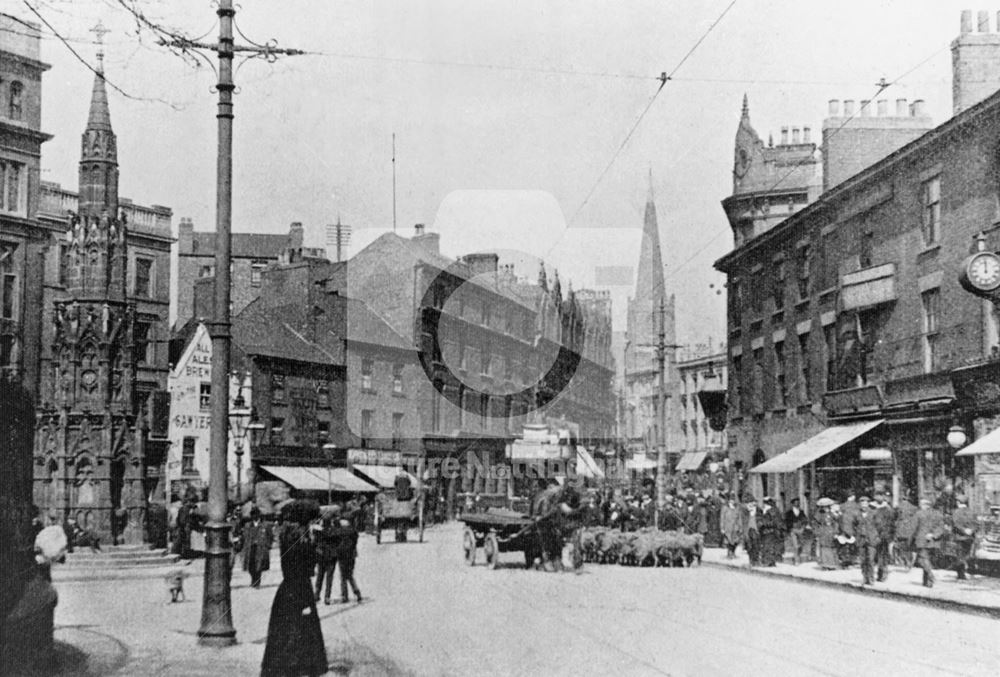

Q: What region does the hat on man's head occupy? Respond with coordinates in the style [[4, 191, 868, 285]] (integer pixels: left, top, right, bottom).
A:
[[859, 496, 871, 502], [762, 496, 775, 504]]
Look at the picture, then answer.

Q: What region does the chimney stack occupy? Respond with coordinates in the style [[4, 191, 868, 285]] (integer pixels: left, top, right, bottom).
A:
[[414, 223, 425, 236], [876, 99, 888, 116], [791, 127, 800, 144], [961, 9, 973, 33], [287, 221, 304, 249], [952, 10, 1000, 114], [803, 126, 811, 143], [978, 9, 990, 32], [844, 99, 855, 116], [828, 99, 840, 116], [780, 126, 788, 145]]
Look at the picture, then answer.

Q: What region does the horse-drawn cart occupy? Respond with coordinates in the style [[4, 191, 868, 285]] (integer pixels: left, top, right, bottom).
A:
[[373, 492, 424, 544], [459, 509, 539, 569]]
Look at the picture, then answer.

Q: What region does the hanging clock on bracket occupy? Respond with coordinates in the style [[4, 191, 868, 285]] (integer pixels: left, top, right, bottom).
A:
[[959, 250, 1000, 295]]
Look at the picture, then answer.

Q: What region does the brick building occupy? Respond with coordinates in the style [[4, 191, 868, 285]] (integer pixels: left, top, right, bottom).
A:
[[0, 14, 51, 395], [674, 346, 728, 473], [716, 10, 1000, 511], [32, 51, 172, 543], [174, 218, 306, 329]]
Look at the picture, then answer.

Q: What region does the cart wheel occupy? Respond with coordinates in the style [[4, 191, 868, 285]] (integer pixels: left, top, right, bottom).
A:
[[485, 533, 500, 570], [463, 527, 476, 565]]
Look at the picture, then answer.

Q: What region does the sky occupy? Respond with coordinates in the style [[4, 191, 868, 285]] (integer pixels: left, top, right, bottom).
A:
[[13, 0, 984, 346]]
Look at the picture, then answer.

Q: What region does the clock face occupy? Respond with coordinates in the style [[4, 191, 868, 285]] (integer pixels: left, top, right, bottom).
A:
[[968, 252, 1000, 291]]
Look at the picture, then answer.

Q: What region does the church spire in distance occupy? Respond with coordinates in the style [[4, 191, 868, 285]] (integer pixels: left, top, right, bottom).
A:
[[635, 168, 665, 310]]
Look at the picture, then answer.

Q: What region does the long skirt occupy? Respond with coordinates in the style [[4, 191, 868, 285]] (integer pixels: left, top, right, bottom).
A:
[[261, 577, 327, 677], [816, 542, 839, 569]]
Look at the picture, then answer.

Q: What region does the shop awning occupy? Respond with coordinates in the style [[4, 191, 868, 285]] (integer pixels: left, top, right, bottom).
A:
[[576, 446, 605, 479], [351, 464, 418, 489], [749, 419, 884, 474], [675, 451, 709, 472], [956, 426, 1000, 456], [260, 465, 377, 493], [626, 456, 659, 471]]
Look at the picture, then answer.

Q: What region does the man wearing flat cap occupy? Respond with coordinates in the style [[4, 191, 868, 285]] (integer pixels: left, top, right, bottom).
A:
[[870, 491, 895, 582], [950, 496, 977, 581], [849, 496, 880, 585], [913, 498, 946, 588]]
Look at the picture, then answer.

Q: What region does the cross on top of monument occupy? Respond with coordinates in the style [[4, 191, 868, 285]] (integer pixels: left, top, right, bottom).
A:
[[90, 20, 110, 68]]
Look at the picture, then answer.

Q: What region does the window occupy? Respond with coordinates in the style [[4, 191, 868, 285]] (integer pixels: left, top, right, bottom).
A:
[[392, 363, 403, 393], [1, 243, 16, 319], [8, 81, 23, 120], [0, 161, 24, 214], [921, 177, 941, 246], [798, 245, 811, 300], [0, 334, 14, 367], [250, 259, 267, 287], [824, 324, 837, 388], [59, 244, 69, 286], [199, 383, 211, 410], [860, 231, 874, 268], [270, 417, 284, 444], [459, 344, 468, 372], [181, 437, 196, 475], [272, 374, 285, 403], [361, 359, 373, 390], [317, 420, 330, 440], [134, 321, 151, 365], [730, 279, 743, 325], [921, 288, 940, 373], [360, 409, 373, 439], [480, 350, 490, 376], [199, 265, 214, 278], [772, 260, 785, 310], [798, 332, 811, 402], [504, 353, 513, 380], [392, 413, 404, 449], [752, 348, 764, 413], [480, 300, 489, 324], [773, 341, 786, 408], [750, 269, 763, 314], [317, 382, 330, 408], [134, 257, 153, 297]]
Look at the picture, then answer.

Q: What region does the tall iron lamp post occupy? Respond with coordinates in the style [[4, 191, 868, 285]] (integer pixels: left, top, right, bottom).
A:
[[228, 394, 261, 504]]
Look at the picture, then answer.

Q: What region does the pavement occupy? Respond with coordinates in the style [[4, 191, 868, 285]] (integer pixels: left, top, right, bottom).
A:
[[28, 523, 1000, 676], [700, 547, 1000, 618]]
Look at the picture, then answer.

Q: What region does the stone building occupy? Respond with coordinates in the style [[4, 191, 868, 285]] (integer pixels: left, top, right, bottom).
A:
[[674, 346, 728, 473], [32, 51, 171, 543], [0, 14, 51, 395], [716, 10, 1000, 511]]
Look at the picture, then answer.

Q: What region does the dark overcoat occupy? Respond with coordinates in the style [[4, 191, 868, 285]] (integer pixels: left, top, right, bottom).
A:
[[242, 520, 273, 573]]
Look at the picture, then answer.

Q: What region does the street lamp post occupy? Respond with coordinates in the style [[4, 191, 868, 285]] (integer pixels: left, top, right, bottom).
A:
[[322, 443, 339, 507], [228, 393, 251, 504]]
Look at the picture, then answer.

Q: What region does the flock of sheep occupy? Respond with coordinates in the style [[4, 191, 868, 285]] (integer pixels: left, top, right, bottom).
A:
[[578, 527, 705, 567]]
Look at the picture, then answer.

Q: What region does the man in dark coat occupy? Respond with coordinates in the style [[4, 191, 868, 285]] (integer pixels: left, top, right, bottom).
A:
[[758, 497, 785, 566], [313, 513, 339, 604], [951, 496, 977, 581], [241, 508, 273, 588], [332, 517, 362, 603], [719, 496, 742, 559], [784, 498, 810, 565], [870, 491, 895, 582], [530, 481, 580, 570], [850, 496, 881, 585], [912, 498, 947, 588], [894, 491, 919, 569], [741, 500, 761, 567]]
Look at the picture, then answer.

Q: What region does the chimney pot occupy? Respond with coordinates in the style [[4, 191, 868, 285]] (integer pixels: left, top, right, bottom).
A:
[[978, 9, 990, 32], [961, 9, 973, 33], [791, 127, 800, 144], [877, 99, 888, 116], [911, 99, 926, 117], [895, 98, 908, 116], [860, 100, 871, 116], [803, 126, 811, 143], [844, 99, 855, 116], [828, 99, 840, 116], [780, 126, 789, 144]]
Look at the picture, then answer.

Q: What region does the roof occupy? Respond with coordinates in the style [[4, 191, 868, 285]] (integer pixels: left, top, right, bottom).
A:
[[190, 232, 291, 259], [715, 85, 1000, 272], [343, 297, 413, 351], [233, 302, 343, 365]]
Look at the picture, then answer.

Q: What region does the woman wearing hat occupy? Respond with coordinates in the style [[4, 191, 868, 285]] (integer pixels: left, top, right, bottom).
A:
[[261, 500, 328, 677], [812, 498, 839, 570]]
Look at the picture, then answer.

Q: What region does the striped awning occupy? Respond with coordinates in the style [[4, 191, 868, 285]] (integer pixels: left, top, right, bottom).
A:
[[260, 465, 377, 493]]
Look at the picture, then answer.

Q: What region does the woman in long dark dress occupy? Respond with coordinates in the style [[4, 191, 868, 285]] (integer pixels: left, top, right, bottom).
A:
[[261, 501, 328, 677]]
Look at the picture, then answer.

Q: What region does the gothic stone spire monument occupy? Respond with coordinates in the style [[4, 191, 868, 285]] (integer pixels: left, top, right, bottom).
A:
[[34, 42, 146, 544]]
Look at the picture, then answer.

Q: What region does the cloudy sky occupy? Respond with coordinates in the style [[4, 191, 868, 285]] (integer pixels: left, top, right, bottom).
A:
[[17, 0, 982, 343]]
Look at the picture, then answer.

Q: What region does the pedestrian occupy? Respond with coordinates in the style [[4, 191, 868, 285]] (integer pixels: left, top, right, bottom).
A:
[[832, 502, 855, 568], [894, 491, 919, 569], [261, 500, 327, 677], [741, 499, 761, 567], [812, 498, 839, 570], [719, 495, 742, 559], [758, 497, 784, 566], [912, 497, 946, 588], [839, 492, 860, 566], [950, 496, 977, 581], [870, 491, 895, 582], [850, 496, 880, 585], [242, 507, 273, 588], [313, 510, 339, 605], [784, 498, 809, 565], [333, 516, 363, 603], [704, 492, 723, 548]]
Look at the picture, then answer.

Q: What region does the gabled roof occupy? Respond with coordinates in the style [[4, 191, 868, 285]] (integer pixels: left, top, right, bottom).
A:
[[342, 297, 413, 351], [233, 302, 342, 365]]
